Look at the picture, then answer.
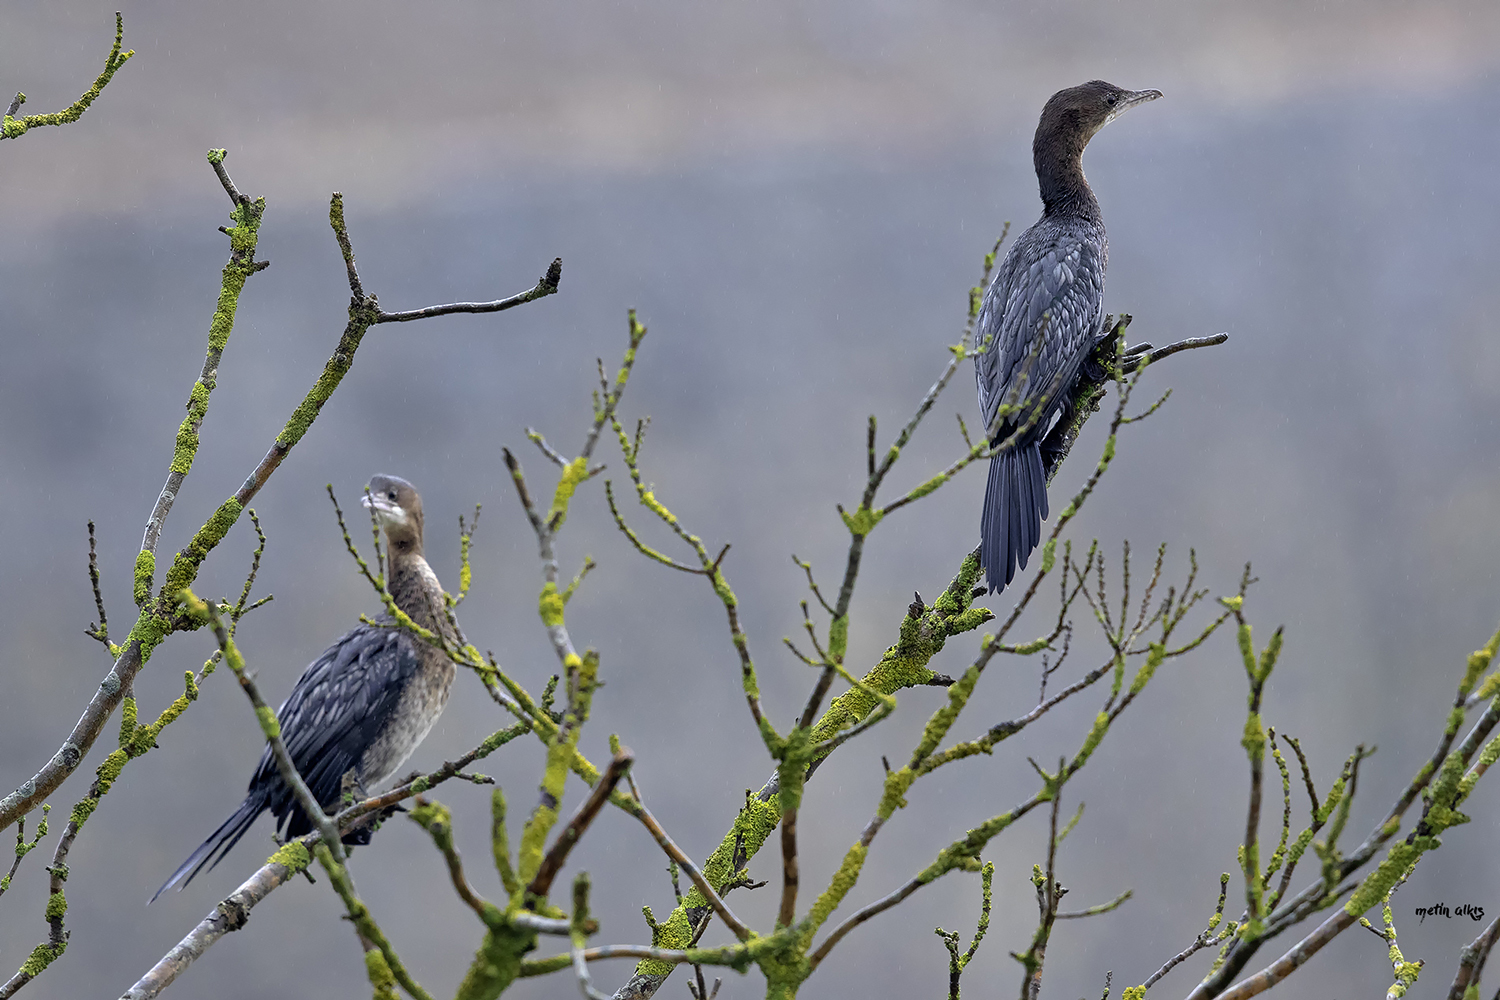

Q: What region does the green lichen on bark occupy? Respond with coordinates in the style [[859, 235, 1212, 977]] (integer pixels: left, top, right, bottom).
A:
[[170, 381, 212, 475], [162, 497, 243, 598], [455, 925, 537, 1000], [538, 583, 564, 627], [16, 941, 65, 978], [1242, 712, 1265, 759], [546, 457, 589, 529], [117, 696, 138, 749], [491, 787, 521, 897], [839, 504, 883, 537], [1129, 642, 1166, 695], [132, 550, 154, 607], [266, 839, 310, 874], [519, 651, 599, 895], [365, 948, 399, 1000], [802, 842, 868, 941], [254, 705, 281, 739], [69, 748, 126, 828], [635, 794, 781, 976], [916, 809, 1021, 885], [275, 254, 380, 450], [808, 561, 991, 756], [1072, 712, 1111, 771], [0, 13, 132, 142]]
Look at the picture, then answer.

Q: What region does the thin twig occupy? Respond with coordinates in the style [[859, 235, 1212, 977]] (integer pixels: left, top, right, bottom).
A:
[[1141, 875, 1233, 990], [1056, 889, 1132, 919], [377, 258, 562, 323], [85, 521, 111, 651], [528, 427, 570, 468], [1120, 332, 1228, 372]]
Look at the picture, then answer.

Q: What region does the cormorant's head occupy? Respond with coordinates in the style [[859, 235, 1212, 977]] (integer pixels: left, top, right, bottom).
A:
[[363, 474, 424, 555], [1035, 80, 1161, 162]]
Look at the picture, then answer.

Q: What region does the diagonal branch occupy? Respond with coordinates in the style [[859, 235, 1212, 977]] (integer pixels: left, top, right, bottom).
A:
[[124, 723, 528, 997], [625, 779, 752, 942], [527, 750, 635, 901]]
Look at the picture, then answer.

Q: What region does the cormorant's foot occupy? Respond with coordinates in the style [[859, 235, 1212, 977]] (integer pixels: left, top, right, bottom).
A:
[[339, 800, 407, 846], [1039, 419, 1072, 478], [1079, 355, 1110, 384], [340, 769, 371, 808], [341, 825, 376, 847]]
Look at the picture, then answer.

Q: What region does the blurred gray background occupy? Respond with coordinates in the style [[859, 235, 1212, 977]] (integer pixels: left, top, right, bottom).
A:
[[3, 1, 1500, 997]]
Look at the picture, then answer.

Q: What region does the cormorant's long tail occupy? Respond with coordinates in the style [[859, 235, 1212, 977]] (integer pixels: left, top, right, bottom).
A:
[[150, 794, 264, 902], [981, 442, 1049, 594]]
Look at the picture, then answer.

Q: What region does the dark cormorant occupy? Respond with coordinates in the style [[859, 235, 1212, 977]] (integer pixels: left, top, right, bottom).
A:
[[152, 475, 458, 899], [975, 80, 1161, 593]]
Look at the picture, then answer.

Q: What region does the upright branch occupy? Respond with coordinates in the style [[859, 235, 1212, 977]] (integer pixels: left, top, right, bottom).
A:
[[1447, 912, 1500, 999], [1229, 598, 1285, 937], [934, 860, 994, 1000], [1014, 767, 1070, 1000]]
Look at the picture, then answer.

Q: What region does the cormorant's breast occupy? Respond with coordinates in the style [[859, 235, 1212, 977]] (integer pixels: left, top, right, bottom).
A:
[[250, 621, 448, 837]]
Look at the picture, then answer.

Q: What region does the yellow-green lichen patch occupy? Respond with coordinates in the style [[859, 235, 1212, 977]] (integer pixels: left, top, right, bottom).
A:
[[802, 842, 868, 938], [254, 705, 281, 740], [17, 941, 66, 978], [266, 840, 311, 875], [839, 505, 883, 537], [163, 497, 243, 598], [538, 583, 564, 627], [365, 948, 398, 1000], [170, 381, 213, 475], [133, 551, 155, 607], [546, 457, 589, 529]]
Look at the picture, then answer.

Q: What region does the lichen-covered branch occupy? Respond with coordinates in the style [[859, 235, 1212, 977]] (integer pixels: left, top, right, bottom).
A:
[[933, 860, 993, 1000], [0, 13, 132, 143]]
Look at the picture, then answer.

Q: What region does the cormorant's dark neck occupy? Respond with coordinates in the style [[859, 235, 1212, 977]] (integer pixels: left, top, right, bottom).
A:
[[1034, 123, 1102, 222]]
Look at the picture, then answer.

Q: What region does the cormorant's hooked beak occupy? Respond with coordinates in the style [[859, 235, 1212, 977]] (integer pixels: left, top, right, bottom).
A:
[[362, 490, 409, 529], [1104, 88, 1162, 127]]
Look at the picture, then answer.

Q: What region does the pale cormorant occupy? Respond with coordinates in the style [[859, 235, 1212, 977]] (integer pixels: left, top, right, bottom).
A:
[[152, 475, 457, 899]]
